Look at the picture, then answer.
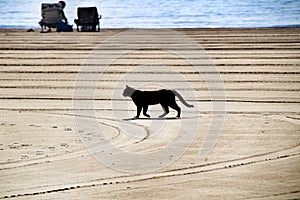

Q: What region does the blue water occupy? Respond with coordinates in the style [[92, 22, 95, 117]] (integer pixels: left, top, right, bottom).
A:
[[0, 0, 300, 28]]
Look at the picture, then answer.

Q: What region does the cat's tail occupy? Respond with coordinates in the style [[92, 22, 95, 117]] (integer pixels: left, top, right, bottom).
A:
[[172, 90, 194, 108]]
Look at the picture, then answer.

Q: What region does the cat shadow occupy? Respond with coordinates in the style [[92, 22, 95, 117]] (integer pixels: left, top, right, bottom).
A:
[[122, 116, 199, 121], [123, 117, 179, 121]]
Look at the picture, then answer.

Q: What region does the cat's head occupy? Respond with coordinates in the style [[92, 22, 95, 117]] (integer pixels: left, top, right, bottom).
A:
[[122, 85, 135, 97]]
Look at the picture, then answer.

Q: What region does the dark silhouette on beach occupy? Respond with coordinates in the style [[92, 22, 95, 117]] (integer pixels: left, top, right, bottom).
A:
[[122, 85, 194, 119]]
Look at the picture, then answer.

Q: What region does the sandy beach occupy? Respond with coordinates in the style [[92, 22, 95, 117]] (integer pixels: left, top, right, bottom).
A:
[[0, 28, 300, 199]]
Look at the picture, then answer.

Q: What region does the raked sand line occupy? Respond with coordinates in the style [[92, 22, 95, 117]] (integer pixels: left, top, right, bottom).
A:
[[1, 144, 299, 199]]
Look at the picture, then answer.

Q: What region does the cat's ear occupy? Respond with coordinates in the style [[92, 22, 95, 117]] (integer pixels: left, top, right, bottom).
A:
[[126, 85, 129, 88]]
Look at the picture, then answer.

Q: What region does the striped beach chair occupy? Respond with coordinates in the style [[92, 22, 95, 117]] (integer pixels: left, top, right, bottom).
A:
[[39, 3, 63, 33]]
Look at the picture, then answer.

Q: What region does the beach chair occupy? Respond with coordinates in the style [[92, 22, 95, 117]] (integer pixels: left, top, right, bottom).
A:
[[39, 3, 63, 32], [74, 7, 101, 32]]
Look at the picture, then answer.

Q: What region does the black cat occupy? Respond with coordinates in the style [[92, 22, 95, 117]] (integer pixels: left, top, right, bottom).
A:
[[122, 85, 194, 119]]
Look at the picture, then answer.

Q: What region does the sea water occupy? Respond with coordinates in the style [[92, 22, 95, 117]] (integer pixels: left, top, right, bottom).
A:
[[0, 0, 299, 28]]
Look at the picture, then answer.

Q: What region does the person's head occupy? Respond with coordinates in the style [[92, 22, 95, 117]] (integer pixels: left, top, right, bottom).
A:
[[59, 1, 66, 8]]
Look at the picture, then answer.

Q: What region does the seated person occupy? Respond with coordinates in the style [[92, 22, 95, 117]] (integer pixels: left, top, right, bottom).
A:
[[59, 1, 68, 24]]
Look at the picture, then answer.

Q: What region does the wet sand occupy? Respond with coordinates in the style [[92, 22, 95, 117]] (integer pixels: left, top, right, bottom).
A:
[[0, 28, 300, 199]]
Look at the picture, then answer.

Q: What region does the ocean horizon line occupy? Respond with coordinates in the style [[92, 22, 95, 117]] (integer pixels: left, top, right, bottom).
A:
[[1, 24, 300, 29]]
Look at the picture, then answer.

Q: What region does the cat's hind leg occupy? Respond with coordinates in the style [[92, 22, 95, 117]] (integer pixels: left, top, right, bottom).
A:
[[143, 105, 150, 118], [170, 102, 181, 118], [159, 104, 169, 118]]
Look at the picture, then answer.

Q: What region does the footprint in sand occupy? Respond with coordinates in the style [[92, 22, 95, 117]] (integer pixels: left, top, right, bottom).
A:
[[21, 144, 31, 147], [21, 155, 29, 160], [36, 151, 44, 156], [60, 143, 69, 148], [29, 124, 42, 128], [48, 146, 56, 150], [8, 144, 20, 149], [64, 128, 72, 132]]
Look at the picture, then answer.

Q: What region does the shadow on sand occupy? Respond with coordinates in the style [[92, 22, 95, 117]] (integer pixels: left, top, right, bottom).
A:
[[123, 116, 199, 121], [123, 117, 179, 121]]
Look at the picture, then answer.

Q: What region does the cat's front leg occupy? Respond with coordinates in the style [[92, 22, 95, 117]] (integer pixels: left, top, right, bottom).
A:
[[143, 105, 150, 118], [135, 106, 142, 119]]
